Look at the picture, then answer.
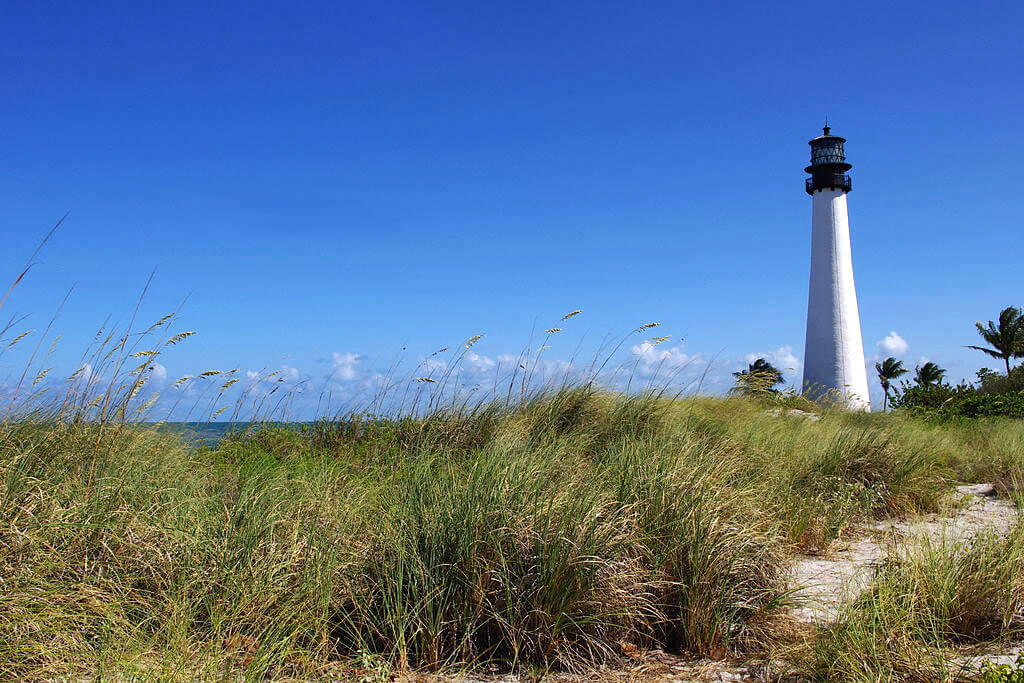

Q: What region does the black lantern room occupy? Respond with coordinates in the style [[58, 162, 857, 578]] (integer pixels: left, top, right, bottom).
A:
[[805, 125, 853, 195]]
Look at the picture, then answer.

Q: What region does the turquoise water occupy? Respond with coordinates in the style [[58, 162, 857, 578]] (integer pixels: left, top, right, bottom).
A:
[[158, 421, 318, 446], [157, 422, 253, 446]]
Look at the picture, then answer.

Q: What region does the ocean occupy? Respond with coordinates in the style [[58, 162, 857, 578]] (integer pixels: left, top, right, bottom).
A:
[[157, 422, 258, 446]]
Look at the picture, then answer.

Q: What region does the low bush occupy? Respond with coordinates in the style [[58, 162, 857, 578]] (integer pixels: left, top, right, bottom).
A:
[[892, 367, 1024, 421], [943, 392, 1024, 420], [982, 654, 1024, 682], [891, 382, 968, 412]]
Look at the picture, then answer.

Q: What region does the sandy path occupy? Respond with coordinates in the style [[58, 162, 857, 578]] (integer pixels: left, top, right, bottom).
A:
[[789, 483, 1018, 625]]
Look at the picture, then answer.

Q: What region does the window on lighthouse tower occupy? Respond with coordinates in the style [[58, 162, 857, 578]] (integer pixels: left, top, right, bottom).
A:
[[811, 139, 845, 165]]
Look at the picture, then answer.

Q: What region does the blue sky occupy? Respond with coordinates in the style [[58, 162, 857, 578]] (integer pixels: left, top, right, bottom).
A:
[[2, 1, 1021, 416]]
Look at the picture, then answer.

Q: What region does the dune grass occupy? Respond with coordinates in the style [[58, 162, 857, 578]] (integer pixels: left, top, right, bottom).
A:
[[1, 384, 1021, 679], [791, 516, 1024, 681]]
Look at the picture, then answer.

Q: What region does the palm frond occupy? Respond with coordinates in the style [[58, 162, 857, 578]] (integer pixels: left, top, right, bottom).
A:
[[965, 345, 1004, 359]]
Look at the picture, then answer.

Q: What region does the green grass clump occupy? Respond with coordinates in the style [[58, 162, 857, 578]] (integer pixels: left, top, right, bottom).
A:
[[672, 399, 953, 552]]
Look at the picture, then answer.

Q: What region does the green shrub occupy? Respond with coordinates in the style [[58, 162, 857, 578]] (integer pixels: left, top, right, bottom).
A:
[[982, 655, 1024, 682], [890, 382, 966, 411], [943, 392, 1024, 419], [976, 365, 1024, 396], [893, 378, 1024, 421]]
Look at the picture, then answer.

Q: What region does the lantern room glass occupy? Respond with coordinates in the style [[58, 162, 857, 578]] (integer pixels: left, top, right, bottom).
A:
[[810, 139, 845, 165]]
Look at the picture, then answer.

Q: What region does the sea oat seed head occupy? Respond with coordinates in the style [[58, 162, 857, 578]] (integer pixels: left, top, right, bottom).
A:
[[150, 313, 175, 329], [165, 331, 196, 346], [138, 394, 160, 412], [7, 330, 34, 348]]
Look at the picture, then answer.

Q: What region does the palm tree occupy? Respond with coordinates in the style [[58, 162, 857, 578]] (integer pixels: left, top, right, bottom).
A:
[[913, 361, 946, 387], [875, 357, 908, 411], [966, 306, 1024, 376], [732, 358, 784, 394]]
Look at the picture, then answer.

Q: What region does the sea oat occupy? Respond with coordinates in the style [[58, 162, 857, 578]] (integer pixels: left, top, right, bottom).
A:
[[148, 313, 175, 330], [6, 330, 33, 349], [126, 377, 148, 401], [560, 310, 583, 321], [137, 393, 160, 413], [165, 331, 196, 346], [464, 334, 485, 349]]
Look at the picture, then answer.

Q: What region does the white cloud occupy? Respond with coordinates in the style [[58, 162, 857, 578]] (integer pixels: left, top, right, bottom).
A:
[[876, 331, 908, 356], [628, 342, 711, 389], [464, 352, 496, 372], [420, 357, 447, 375], [150, 362, 167, 381], [631, 341, 698, 370], [743, 346, 800, 372], [330, 352, 360, 381], [75, 363, 94, 384], [244, 365, 302, 384]]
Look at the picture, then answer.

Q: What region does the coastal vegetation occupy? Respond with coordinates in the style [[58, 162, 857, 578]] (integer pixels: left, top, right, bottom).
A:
[[1, 243, 1022, 678], [873, 305, 1024, 421], [1, 378, 1022, 679]]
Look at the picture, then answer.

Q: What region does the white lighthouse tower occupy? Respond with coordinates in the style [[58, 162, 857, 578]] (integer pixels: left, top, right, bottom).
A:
[[802, 126, 871, 410]]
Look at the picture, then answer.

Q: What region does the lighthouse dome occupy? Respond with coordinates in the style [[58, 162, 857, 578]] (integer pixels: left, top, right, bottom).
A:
[[808, 126, 849, 167]]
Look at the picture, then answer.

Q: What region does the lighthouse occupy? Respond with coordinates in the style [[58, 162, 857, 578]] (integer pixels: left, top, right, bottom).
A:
[[801, 126, 871, 410]]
